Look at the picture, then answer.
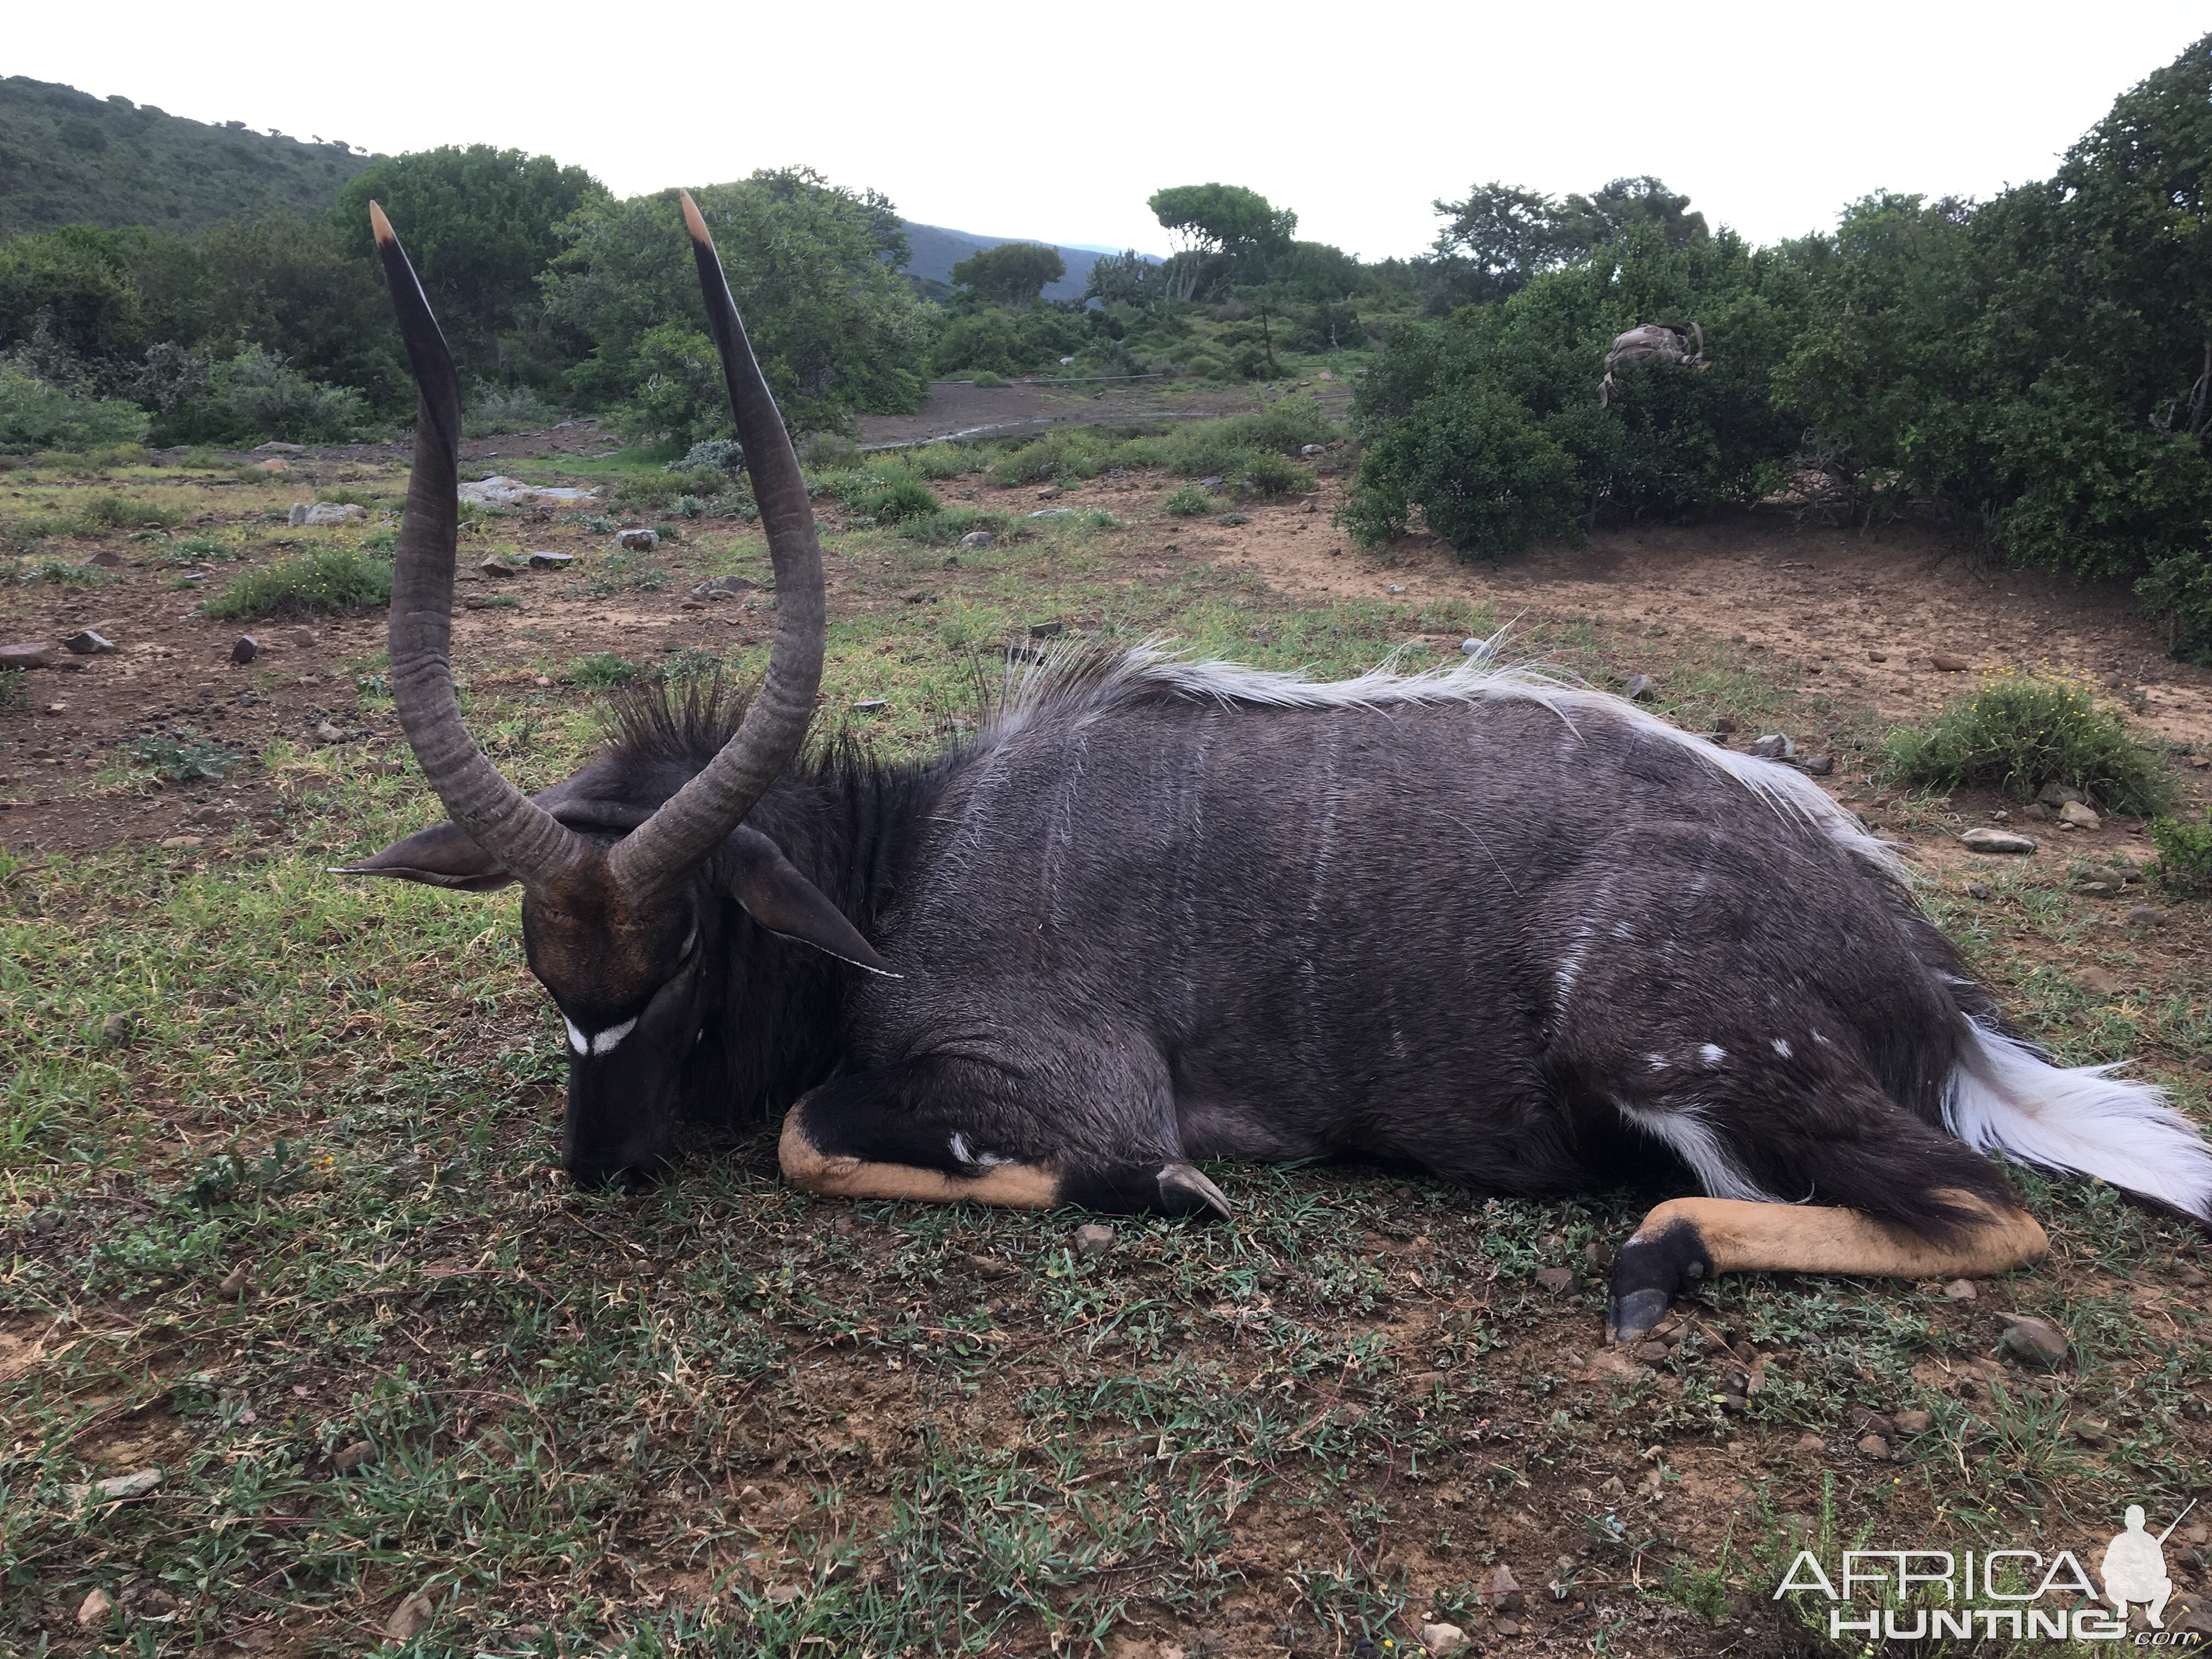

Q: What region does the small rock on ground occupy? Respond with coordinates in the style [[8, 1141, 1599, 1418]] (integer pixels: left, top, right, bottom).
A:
[[957, 531, 995, 548], [62, 630, 115, 654], [1999, 1314, 2068, 1365], [0, 642, 53, 671], [616, 528, 659, 552], [1930, 650, 1970, 671], [1857, 1433, 1892, 1459], [1420, 1622, 1468, 1655], [1073, 1223, 1116, 1259], [1893, 1408, 1934, 1434], [1480, 1564, 1522, 1611], [1747, 733, 1795, 759], [1960, 827, 2038, 854], [1533, 1266, 1579, 1294], [1621, 673, 1656, 701], [385, 1592, 435, 1640], [77, 1588, 114, 1627], [2058, 800, 2102, 829], [1944, 1278, 1978, 1301], [229, 635, 259, 665]]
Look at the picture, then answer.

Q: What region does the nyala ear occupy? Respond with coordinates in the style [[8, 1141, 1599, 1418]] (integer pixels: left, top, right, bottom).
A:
[[332, 821, 514, 893], [728, 828, 896, 975]]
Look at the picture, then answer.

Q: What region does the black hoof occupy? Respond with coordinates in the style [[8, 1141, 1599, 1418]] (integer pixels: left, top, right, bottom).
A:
[[1158, 1161, 1231, 1218], [1606, 1218, 1712, 1344]]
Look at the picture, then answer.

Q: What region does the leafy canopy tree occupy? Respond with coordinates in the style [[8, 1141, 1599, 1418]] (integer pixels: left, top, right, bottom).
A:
[[949, 241, 1066, 306], [337, 145, 606, 374], [1432, 176, 1708, 301], [1148, 183, 1297, 301], [541, 166, 930, 441]]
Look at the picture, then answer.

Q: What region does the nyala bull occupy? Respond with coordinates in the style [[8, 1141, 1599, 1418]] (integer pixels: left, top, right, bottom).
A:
[[346, 195, 2212, 1344]]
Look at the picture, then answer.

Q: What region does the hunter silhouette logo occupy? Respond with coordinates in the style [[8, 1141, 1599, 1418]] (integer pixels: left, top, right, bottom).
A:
[[2103, 1501, 2193, 1629]]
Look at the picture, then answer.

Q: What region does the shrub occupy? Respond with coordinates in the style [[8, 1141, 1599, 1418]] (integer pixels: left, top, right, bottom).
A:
[[665, 438, 744, 474], [2138, 550, 2212, 667], [0, 359, 149, 451], [2148, 810, 2212, 894], [1340, 377, 1583, 555], [1238, 450, 1315, 496], [1883, 672, 2170, 814], [856, 476, 940, 522], [1163, 484, 1212, 516], [571, 653, 641, 689], [127, 729, 244, 782], [463, 382, 560, 439], [201, 548, 394, 620], [905, 442, 980, 481], [141, 345, 367, 446], [970, 372, 1006, 388], [76, 492, 184, 531]]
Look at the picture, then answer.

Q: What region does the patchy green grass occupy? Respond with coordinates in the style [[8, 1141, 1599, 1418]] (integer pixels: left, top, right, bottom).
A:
[[2, 446, 2209, 1657], [200, 547, 396, 622]]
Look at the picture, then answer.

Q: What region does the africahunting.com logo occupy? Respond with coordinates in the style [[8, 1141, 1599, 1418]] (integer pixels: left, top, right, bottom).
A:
[[1774, 1502, 2202, 1645]]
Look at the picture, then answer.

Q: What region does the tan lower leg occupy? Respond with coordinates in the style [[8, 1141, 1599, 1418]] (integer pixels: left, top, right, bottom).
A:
[[1630, 1190, 2048, 1279], [776, 1105, 1062, 1209]]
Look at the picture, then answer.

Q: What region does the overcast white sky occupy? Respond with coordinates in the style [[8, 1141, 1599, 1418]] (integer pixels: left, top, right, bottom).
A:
[[10, 3, 2205, 259]]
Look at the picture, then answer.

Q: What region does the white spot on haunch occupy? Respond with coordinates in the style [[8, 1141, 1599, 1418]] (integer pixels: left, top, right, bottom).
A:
[[1771, 1038, 1795, 1059], [1646, 1053, 1671, 1071], [950, 1132, 973, 1165], [1698, 1043, 1726, 1065]]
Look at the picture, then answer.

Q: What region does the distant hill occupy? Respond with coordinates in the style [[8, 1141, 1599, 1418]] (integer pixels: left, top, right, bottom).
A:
[[0, 77, 376, 236], [901, 220, 1159, 302]]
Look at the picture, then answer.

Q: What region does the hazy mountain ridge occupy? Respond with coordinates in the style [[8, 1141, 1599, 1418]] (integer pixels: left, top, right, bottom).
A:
[[899, 219, 1159, 301], [0, 76, 377, 236]]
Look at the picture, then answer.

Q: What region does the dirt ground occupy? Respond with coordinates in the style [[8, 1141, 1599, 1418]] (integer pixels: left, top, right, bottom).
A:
[[6, 455, 2210, 849]]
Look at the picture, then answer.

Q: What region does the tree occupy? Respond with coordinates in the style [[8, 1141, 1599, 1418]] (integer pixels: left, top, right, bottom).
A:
[[1147, 184, 1297, 301], [1430, 182, 1565, 297], [337, 145, 606, 375], [541, 167, 931, 439], [1553, 177, 1708, 259], [1431, 177, 1709, 301], [1082, 249, 1156, 306], [949, 241, 1066, 306]]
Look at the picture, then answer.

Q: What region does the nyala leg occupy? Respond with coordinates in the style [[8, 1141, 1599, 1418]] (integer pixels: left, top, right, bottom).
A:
[[1606, 1192, 2049, 1344], [778, 1061, 1228, 1217]]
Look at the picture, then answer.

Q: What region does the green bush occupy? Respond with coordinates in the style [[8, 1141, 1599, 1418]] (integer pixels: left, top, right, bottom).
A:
[[1162, 484, 1212, 516], [905, 442, 981, 481], [1341, 377, 1583, 554], [857, 476, 940, 522], [571, 653, 641, 689], [127, 729, 244, 782], [1883, 672, 2170, 815], [201, 548, 394, 620], [463, 382, 560, 439], [0, 359, 149, 452], [969, 372, 1006, 389], [2148, 810, 2212, 894], [140, 345, 368, 446], [929, 306, 1091, 379], [76, 492, 184, 531], [2138, 550, 2212, 666], [1238, 450, 1315, 496]]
